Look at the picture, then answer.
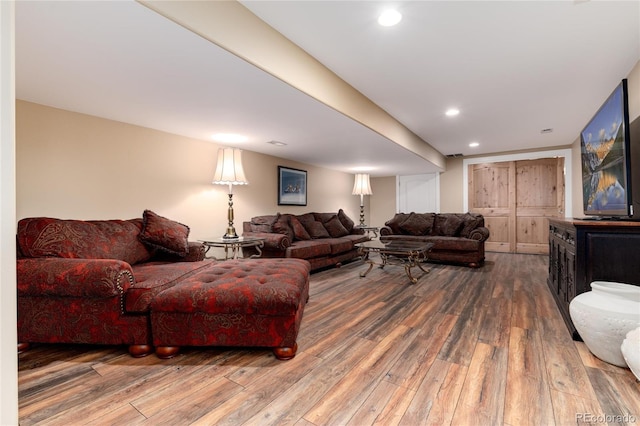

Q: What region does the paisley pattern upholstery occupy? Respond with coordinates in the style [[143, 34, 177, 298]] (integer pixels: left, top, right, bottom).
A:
[[151, 259, 310, 349], [17, 217, 152, 265], [16, 216, 206, 352], [126, 261, 213, 312], [139, 210, 190, 257], [17, 216, 311, 358], [17, 258, 134, 298]]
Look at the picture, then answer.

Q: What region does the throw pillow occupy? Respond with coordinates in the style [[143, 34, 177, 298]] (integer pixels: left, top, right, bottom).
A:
[[459, 213, 482, 238], [139, 210, 190, 257], [435, 214, 465, 237], [385, 213, 411, 234], [337, 209, 355, 233], [313, 212, 335, 223], [272, 213, 294, 242], [323, 215, 350, 238], [296, 213, 316, 229], [399, 212, 433, 236], [305, 221, 331, 239], [250, 215, 277, 233], [290, 216, 311, 240]]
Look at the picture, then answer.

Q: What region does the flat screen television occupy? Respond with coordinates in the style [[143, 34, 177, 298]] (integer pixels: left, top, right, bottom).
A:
[[580, 79, 633, 219]]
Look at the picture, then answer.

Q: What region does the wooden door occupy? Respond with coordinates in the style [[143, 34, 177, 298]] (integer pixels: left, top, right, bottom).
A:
[[515, 158, 565, 254], [468, 158, 564, 254]]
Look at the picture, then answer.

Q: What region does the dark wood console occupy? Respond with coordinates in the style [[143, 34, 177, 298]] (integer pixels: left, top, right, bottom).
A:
[[547, 218, 640, 339]]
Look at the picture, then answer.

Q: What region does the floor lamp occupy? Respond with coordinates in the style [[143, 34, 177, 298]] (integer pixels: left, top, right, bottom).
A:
[[212, 147, 248, 239], [352, 173, 373, 226]]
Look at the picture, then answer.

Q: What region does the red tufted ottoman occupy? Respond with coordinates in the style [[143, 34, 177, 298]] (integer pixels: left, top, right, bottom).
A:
[[150, 258, 310, 360]]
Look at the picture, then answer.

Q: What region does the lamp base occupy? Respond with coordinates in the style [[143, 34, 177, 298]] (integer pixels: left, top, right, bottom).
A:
[[222, 226, 239, 240]]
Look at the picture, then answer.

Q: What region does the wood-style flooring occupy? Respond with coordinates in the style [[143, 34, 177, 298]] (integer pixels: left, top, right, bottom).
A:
[[18, 252, 640, 425]]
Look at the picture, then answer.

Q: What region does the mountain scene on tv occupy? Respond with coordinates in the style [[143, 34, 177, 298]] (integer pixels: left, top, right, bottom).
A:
[[581, 86, 627, 213]]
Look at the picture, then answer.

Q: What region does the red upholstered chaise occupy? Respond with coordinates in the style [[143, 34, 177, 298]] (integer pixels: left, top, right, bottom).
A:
[[16, 212, 310, 359]]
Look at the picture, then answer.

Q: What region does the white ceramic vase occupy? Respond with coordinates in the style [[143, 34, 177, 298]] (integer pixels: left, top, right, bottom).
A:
[[569, 281, 640, 367], [621, 327, 640, 380]]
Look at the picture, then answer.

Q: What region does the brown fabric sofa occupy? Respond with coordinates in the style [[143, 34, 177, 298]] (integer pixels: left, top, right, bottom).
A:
[[242, 210, 369, 271], [379, 212, 490, 267], [16, 211, 311, 359]]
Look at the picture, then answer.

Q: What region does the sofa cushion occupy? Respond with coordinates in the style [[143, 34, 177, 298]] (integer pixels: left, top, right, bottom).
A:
[[399, 213, 434, 236], [388, 235, 481, 251], [459, 213, 483, 238], [323, 215, 350, 238], [325, 238, 353, 255], [341, 234, 371, 245], [290, 216, 311, 240], [17, 217, 152, 264], [429, 235, 481, 251], [286, 240, 331, 259], [127, 260, 213, 312], [338, 209, 355, 233], [272, 214, 294, 243], [385, 213, 411, 234], [304, 220, 331, 239], [433, 214, 465, 237], [139, 210, 190, 257]]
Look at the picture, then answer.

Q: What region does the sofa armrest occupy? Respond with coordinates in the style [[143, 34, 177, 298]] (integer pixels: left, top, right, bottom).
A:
[[17, 258, 135, 298], [242, 231, 290, 250], [151, 241, 206, 262], [469, 226, 490, 242], [379, 226, 393, 236]]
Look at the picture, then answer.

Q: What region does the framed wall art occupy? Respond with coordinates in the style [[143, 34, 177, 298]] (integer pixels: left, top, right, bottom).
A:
[[278, 166, 307, 206]]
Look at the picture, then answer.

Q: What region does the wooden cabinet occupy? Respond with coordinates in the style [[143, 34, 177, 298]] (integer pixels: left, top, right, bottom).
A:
[[547, 218, 640, 339]]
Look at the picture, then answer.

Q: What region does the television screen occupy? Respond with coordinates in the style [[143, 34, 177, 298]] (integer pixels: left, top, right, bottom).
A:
[[580, 79, 632, 218]]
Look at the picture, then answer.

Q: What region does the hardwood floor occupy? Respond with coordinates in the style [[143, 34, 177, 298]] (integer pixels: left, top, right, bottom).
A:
[[18, 252, 640, 425]]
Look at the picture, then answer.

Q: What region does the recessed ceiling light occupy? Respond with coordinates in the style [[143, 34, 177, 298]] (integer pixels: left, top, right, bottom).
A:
[[211, 133, 248, 143], [267, 140, 287, 146], [445, 108, 460, 117], [378, 9, 402, 26], [469, 142, 479, 148], [353, 166, 375, 172]]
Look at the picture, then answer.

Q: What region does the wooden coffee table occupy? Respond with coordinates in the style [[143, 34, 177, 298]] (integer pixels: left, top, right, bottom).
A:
[[356, 239, 434, 284]]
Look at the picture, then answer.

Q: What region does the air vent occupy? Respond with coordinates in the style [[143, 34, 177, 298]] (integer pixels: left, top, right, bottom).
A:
[[541, 128, 553, 134], [446, 153, 463, 158]]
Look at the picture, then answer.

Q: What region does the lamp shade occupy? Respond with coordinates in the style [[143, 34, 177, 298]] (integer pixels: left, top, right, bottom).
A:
[[352, 173, 372, 196], [212, 148, 248, 186]]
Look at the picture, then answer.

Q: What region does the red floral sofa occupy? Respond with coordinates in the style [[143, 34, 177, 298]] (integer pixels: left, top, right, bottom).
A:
[[16, 211, 310, 359], [242, 210, 369, 271]]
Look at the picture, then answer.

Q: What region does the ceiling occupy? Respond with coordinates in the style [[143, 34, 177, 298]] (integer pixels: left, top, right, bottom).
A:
[[15, 1, 640, 177]]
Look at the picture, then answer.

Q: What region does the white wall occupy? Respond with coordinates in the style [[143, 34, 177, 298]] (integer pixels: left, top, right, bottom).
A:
[[1, 1, 18, 424]]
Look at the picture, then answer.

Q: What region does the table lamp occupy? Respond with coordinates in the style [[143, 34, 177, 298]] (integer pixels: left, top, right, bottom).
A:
[[352, 173, 372, 226], [212, 147, 248, 239]]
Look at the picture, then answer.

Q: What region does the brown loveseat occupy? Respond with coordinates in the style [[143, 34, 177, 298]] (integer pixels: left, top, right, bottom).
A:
[[17, 211, 310, 359], [380, 212, 490, 267], [242, 210, 369, 271]]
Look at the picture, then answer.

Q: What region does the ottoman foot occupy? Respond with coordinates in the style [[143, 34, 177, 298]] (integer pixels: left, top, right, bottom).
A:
[[128, 344, 153, 358], [273, 342, 298, 360], [156, 346, 180, 359], [17, 342, 30, 353]]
